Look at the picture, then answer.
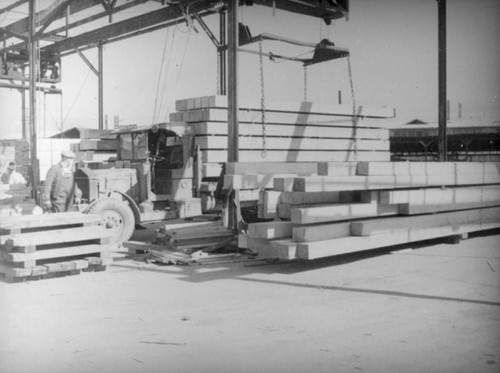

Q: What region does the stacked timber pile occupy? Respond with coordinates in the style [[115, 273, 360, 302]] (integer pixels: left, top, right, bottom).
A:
[[125, 220, 238, 265], [70, 137, 117, 164], [240, 161, 500, 260], [170, 95, 394, 179], [0, 212, 119, 282]]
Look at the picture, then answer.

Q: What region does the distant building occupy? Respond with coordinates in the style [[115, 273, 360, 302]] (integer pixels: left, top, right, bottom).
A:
[[389, 119, 500, 162]]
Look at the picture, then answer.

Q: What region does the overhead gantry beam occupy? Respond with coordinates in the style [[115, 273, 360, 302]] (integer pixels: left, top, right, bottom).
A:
[[42, 1, 221, 54]]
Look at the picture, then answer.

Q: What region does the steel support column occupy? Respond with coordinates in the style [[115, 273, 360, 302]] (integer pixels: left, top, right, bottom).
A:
[[227, 0, 238, 162], [28, 0, 40, 196], [98, 42, 104, 130], [219, 9, 226, 95], [437, 0, 447, 161]]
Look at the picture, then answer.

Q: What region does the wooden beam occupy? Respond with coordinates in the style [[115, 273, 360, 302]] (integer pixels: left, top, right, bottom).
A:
[[201, 150, 390, 164], [3, 243, 119, 263], [290, 202, 399, 225], [293, 222, 352, 242], [293, 171, 500, 193], [175, 95, 394, 118], [297, 209, 500, 260], [186, 122, 389, 140], [195, 136, 388, 151], [226, 162, 318, 175], [350, 206, 500, 237], [247, 221, 293, 240]]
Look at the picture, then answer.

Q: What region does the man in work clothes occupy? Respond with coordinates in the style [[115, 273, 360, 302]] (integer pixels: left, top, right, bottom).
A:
[[43, 150, 81, 213], [1, 162, 27, 185]]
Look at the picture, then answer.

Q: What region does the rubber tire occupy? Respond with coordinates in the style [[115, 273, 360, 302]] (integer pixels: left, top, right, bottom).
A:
[[88, 198, 135, 244]]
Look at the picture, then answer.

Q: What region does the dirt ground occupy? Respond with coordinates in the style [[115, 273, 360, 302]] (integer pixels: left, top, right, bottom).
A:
[[1, 224, 499, 373]]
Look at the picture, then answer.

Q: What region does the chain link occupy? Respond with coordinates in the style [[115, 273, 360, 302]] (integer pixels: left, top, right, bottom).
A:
[[303, 65, 308, 102], [347, 56, 359, 157], [259, 39, 267, 158]]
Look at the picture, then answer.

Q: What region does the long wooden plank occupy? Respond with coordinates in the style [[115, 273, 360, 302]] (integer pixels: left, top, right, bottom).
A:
[[195, 136, 389, 151], [296, 224, 479, 260], [293, 222, 352, 242], [297, 214, 500, 260], [0, 225, 114, 248], [2, 243, 119, 263], [0, 212, 101, 232], [379, 185, 500, 204], [77, 139, 117, 151], [171, 108, 393, 125], [186, 121, 389, 140], [226, 162, 318, 175], [317, 162, 359, 176], [293, 172, 500, 192], [356, 161, 500, 176], [200, 150, 391, 164], [224, 174, 317, 190], [350, 206, 500, 236], [291, 202, 399, 224], [247, 221, 293, 240], [175, 96, 395, 118]]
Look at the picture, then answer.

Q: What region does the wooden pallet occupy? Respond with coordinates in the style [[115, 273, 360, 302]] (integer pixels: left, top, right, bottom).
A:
[[0, 212, 119, 282]]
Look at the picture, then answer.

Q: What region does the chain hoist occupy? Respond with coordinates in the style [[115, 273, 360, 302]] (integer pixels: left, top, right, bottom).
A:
[[347, 56, 359, 157], [258, 39, 267, 158]]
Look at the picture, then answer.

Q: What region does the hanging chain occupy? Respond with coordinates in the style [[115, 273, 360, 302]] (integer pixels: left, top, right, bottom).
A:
[[259, 39, 267, 158], [303, 65, 308, 102], [347, 56, 359, 157]]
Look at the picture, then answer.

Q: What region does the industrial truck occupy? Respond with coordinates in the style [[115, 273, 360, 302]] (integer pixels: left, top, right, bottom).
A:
[[74, 122, 230, 244]]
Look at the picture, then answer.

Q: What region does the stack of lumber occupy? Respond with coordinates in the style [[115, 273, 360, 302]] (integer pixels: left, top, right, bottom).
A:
[[0, 212, 119, 282], [241, 161, 500, 260], [171, 95, 394, 179], [70, 138, 117, 164], [125, 220, 237, 265]]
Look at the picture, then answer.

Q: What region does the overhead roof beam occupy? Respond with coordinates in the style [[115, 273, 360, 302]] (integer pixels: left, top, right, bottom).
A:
[[251, 0, 347, 23], [43, 1, 219, 54], [34, 0, 73, 39], [0, 0, 101, 43], [0, 0, 149, 54], [0, 0, 27, 16]]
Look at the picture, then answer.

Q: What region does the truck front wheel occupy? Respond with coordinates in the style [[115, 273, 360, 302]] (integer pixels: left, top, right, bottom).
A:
[[88, 198, 135, 244]]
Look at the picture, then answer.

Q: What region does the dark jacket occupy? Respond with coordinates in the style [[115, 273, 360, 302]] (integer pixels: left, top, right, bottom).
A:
[[43, 163, 78, 212]]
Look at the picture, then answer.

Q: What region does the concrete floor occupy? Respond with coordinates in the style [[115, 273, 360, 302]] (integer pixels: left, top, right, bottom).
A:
[[1, 225, 499, 373]]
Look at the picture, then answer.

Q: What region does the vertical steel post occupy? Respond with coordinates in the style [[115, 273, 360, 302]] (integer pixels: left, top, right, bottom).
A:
[[227, 0, 238, 162], [437, 0, 447, 161], [226, 0, 239, 228], [98, 42, 104, 130], [28, 0, 40, 196], [21, 66, 27, 140], [219, 9, 227, 96]]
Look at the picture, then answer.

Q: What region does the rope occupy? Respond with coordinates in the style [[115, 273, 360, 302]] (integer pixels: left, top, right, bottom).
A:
[[258, 39, 267, 158]]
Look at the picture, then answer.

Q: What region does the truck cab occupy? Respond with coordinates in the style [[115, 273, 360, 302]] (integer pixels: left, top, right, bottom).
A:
[[75, 123, 202, 243]]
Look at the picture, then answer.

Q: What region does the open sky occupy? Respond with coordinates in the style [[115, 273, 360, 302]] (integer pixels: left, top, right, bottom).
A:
[[0, 0, 499, 139]]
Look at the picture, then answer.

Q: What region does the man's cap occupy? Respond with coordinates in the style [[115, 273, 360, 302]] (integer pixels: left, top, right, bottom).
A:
[[61, 150, 76, 158], [7, 161, 15, 169]]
